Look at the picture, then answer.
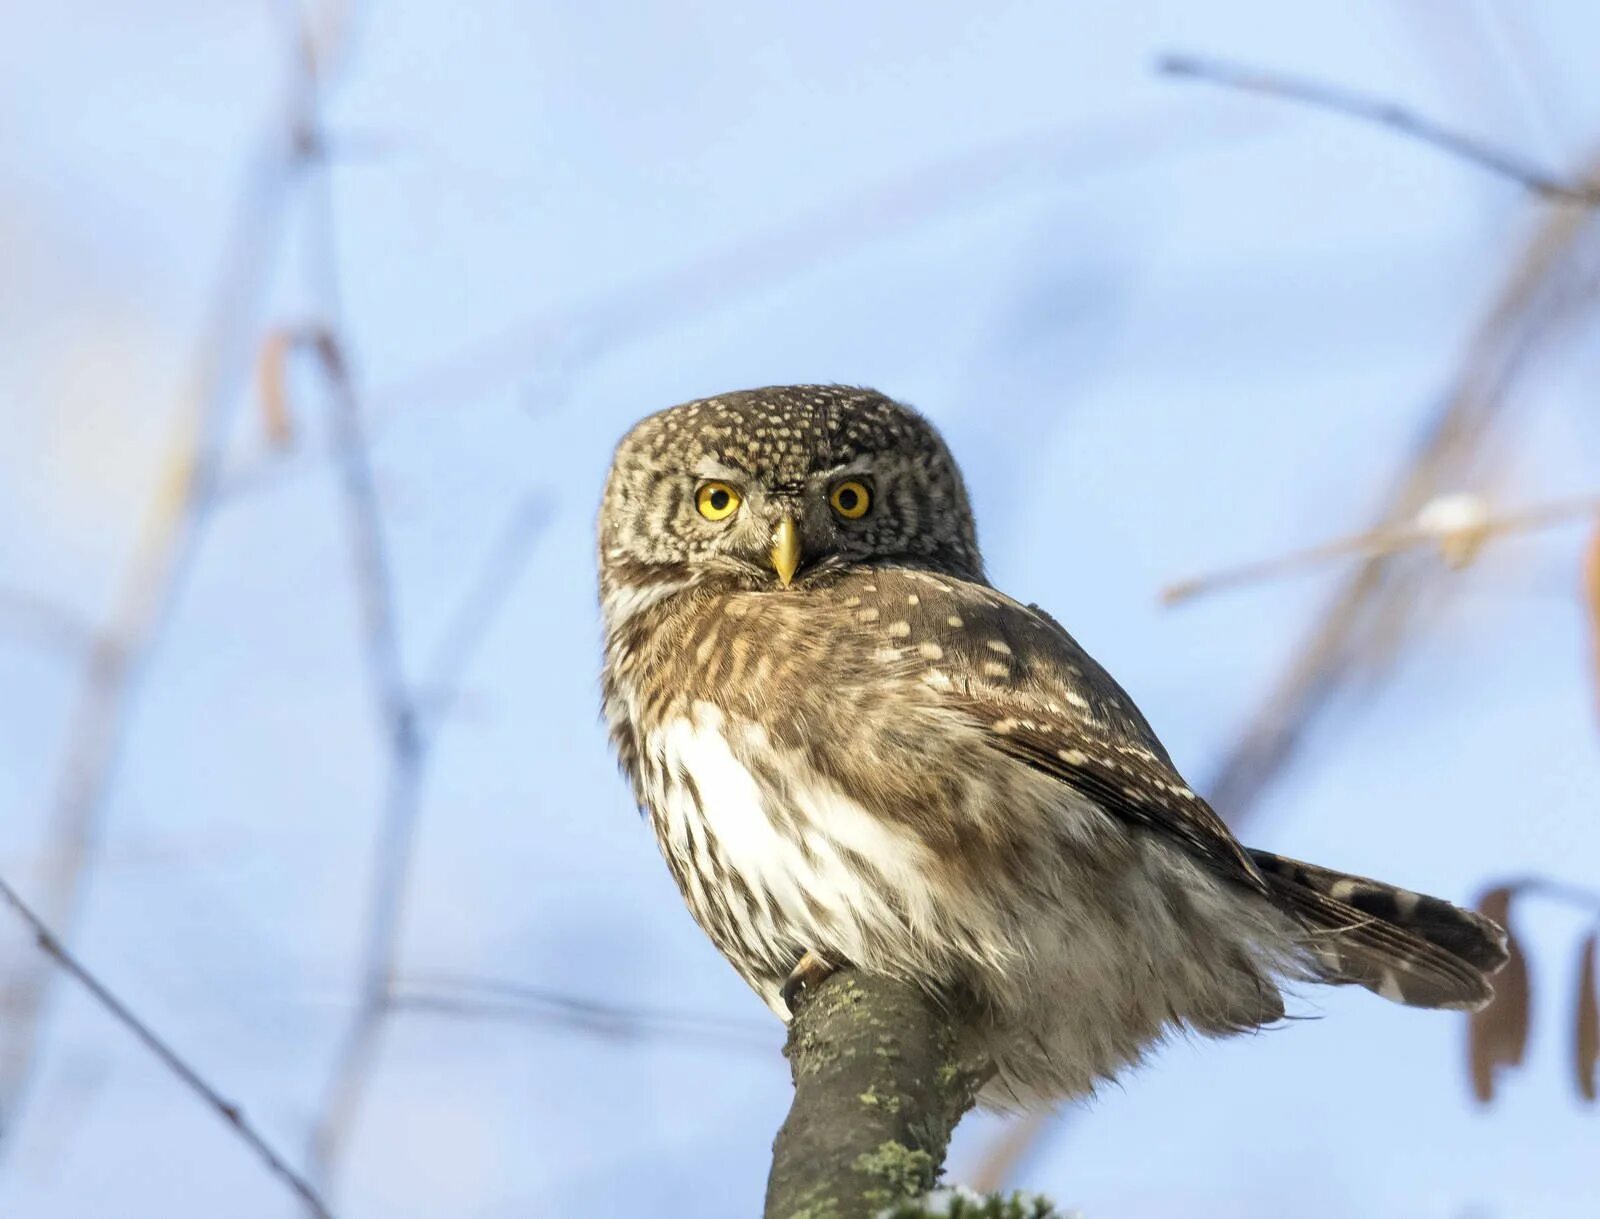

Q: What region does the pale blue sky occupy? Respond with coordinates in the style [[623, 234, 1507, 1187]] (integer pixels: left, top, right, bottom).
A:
[[2, 3, 1597, 1216]]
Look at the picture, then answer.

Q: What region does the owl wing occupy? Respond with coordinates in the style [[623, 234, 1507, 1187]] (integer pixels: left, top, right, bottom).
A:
[[877, 571, 1268, 895]]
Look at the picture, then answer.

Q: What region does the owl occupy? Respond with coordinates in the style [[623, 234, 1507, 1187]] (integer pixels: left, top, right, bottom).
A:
[[598, 384, 1506, 1106]]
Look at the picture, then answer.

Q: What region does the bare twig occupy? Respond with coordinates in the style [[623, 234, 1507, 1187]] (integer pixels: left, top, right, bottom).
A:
[[0, 873, 332, 1216], [1162, 491, 1600, 606], [1157, 52, 1600, 205], [392, 973, 777, 1053], [0, 81, 313, 1141], [292, 127, 553, 1199], [1206, 185, 1600, 819], [299, 316, 428, 1189]]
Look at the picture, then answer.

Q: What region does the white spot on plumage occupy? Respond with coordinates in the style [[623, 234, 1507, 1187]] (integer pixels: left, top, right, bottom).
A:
[[887, 620, 911, 638], [918, 641, 944, 659], [982, 660, 1010, 677], [858, 606, 881, 622], [946, 615, 963, 628], [1064, 691, 1089, 710], [986, 639, 1012, 655], [1058, 748, 1088, 766]]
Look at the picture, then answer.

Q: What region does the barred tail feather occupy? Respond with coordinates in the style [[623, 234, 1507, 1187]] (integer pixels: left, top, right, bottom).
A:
[[1250, 850, 1510, 1012]]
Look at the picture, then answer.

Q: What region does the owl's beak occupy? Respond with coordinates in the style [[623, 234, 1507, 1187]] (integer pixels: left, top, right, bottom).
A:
[[770, 516, 801, 587]]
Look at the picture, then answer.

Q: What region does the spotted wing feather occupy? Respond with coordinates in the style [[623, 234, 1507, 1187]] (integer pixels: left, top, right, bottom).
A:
[[1249, 850, 1507, 1010], [905, 577, 1505, 1011]]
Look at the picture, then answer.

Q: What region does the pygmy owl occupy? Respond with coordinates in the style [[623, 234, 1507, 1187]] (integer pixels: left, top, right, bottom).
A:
[[598, 384, 1505, 1106]]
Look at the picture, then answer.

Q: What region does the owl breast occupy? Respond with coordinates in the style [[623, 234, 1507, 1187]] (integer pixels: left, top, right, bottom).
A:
[[636, 700, 964, 1017]]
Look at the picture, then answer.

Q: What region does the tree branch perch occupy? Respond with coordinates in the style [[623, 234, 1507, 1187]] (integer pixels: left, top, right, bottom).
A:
[[765, 970, 982, 1219]]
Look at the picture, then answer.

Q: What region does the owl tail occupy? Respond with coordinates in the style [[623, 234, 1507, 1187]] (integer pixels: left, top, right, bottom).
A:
[[1250, 850, 1509, 1012]]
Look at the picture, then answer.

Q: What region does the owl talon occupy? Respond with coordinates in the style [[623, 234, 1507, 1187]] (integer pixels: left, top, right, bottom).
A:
[[781, 950, 836, 1016]]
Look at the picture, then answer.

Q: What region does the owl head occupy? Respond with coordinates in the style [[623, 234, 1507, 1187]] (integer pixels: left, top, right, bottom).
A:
[[599, 385, 981, 607]]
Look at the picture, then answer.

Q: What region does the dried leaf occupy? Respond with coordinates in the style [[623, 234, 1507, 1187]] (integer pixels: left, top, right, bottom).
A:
[[256, 329, 297, 449], [1576, 932, 1598, 1103], [1469, 886, 1530, 1103], [1584, 524, 1600, 726]]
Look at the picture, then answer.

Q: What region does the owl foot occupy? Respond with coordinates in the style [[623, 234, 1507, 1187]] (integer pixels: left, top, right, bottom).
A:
[[780, 950, 836, 1016]]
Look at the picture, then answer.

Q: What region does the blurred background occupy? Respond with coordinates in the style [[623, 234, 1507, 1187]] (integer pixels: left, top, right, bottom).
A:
[[2, 2, 1598, 1216]]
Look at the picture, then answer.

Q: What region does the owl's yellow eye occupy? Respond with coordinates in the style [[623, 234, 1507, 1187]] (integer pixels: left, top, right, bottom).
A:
[[829, 479, 871, 520], [695, 480, 742, 521]]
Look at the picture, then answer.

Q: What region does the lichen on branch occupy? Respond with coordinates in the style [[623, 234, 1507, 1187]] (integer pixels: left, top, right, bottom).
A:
[[763, 969, 986, 1219]]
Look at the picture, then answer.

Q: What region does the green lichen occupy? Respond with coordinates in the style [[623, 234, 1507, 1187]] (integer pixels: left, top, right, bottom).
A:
[[857, 1085, 903, 1114], [853, 1140, 938, 1206]]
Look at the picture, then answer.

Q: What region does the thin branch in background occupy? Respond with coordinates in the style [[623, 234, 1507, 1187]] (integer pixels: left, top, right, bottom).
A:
[[1204, 189, 1600, 819], [0, 873, 333, 1217], [1161, 491, 1600, 606], [392, 973, 778, 1054], [0, 70, 318, 1145], [285, 194, 552, 1198], [302, 320, 427, 1193], [967, 147, 1600, 1198], [1157, 52, 1600, 205], [304, 371, 549, 1189]]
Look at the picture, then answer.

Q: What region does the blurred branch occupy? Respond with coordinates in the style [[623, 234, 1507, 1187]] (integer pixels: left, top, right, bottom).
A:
[[300, 316, 427, 1192], [0, 873, 332, 1217], [0, 35, 320, 1139], [1205, 184, 1600, 818], [970, 145, 1600, 1198], [392, 973, 776, 1053], [288, 80, 553, 1193], [300, 322, 550, 1194], [1162, 491, 1600, 605], [1157, 52, 1600, 204]]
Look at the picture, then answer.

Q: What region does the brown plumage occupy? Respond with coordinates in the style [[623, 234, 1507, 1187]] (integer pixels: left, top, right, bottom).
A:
[[598, 384, 1507, 1106]]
